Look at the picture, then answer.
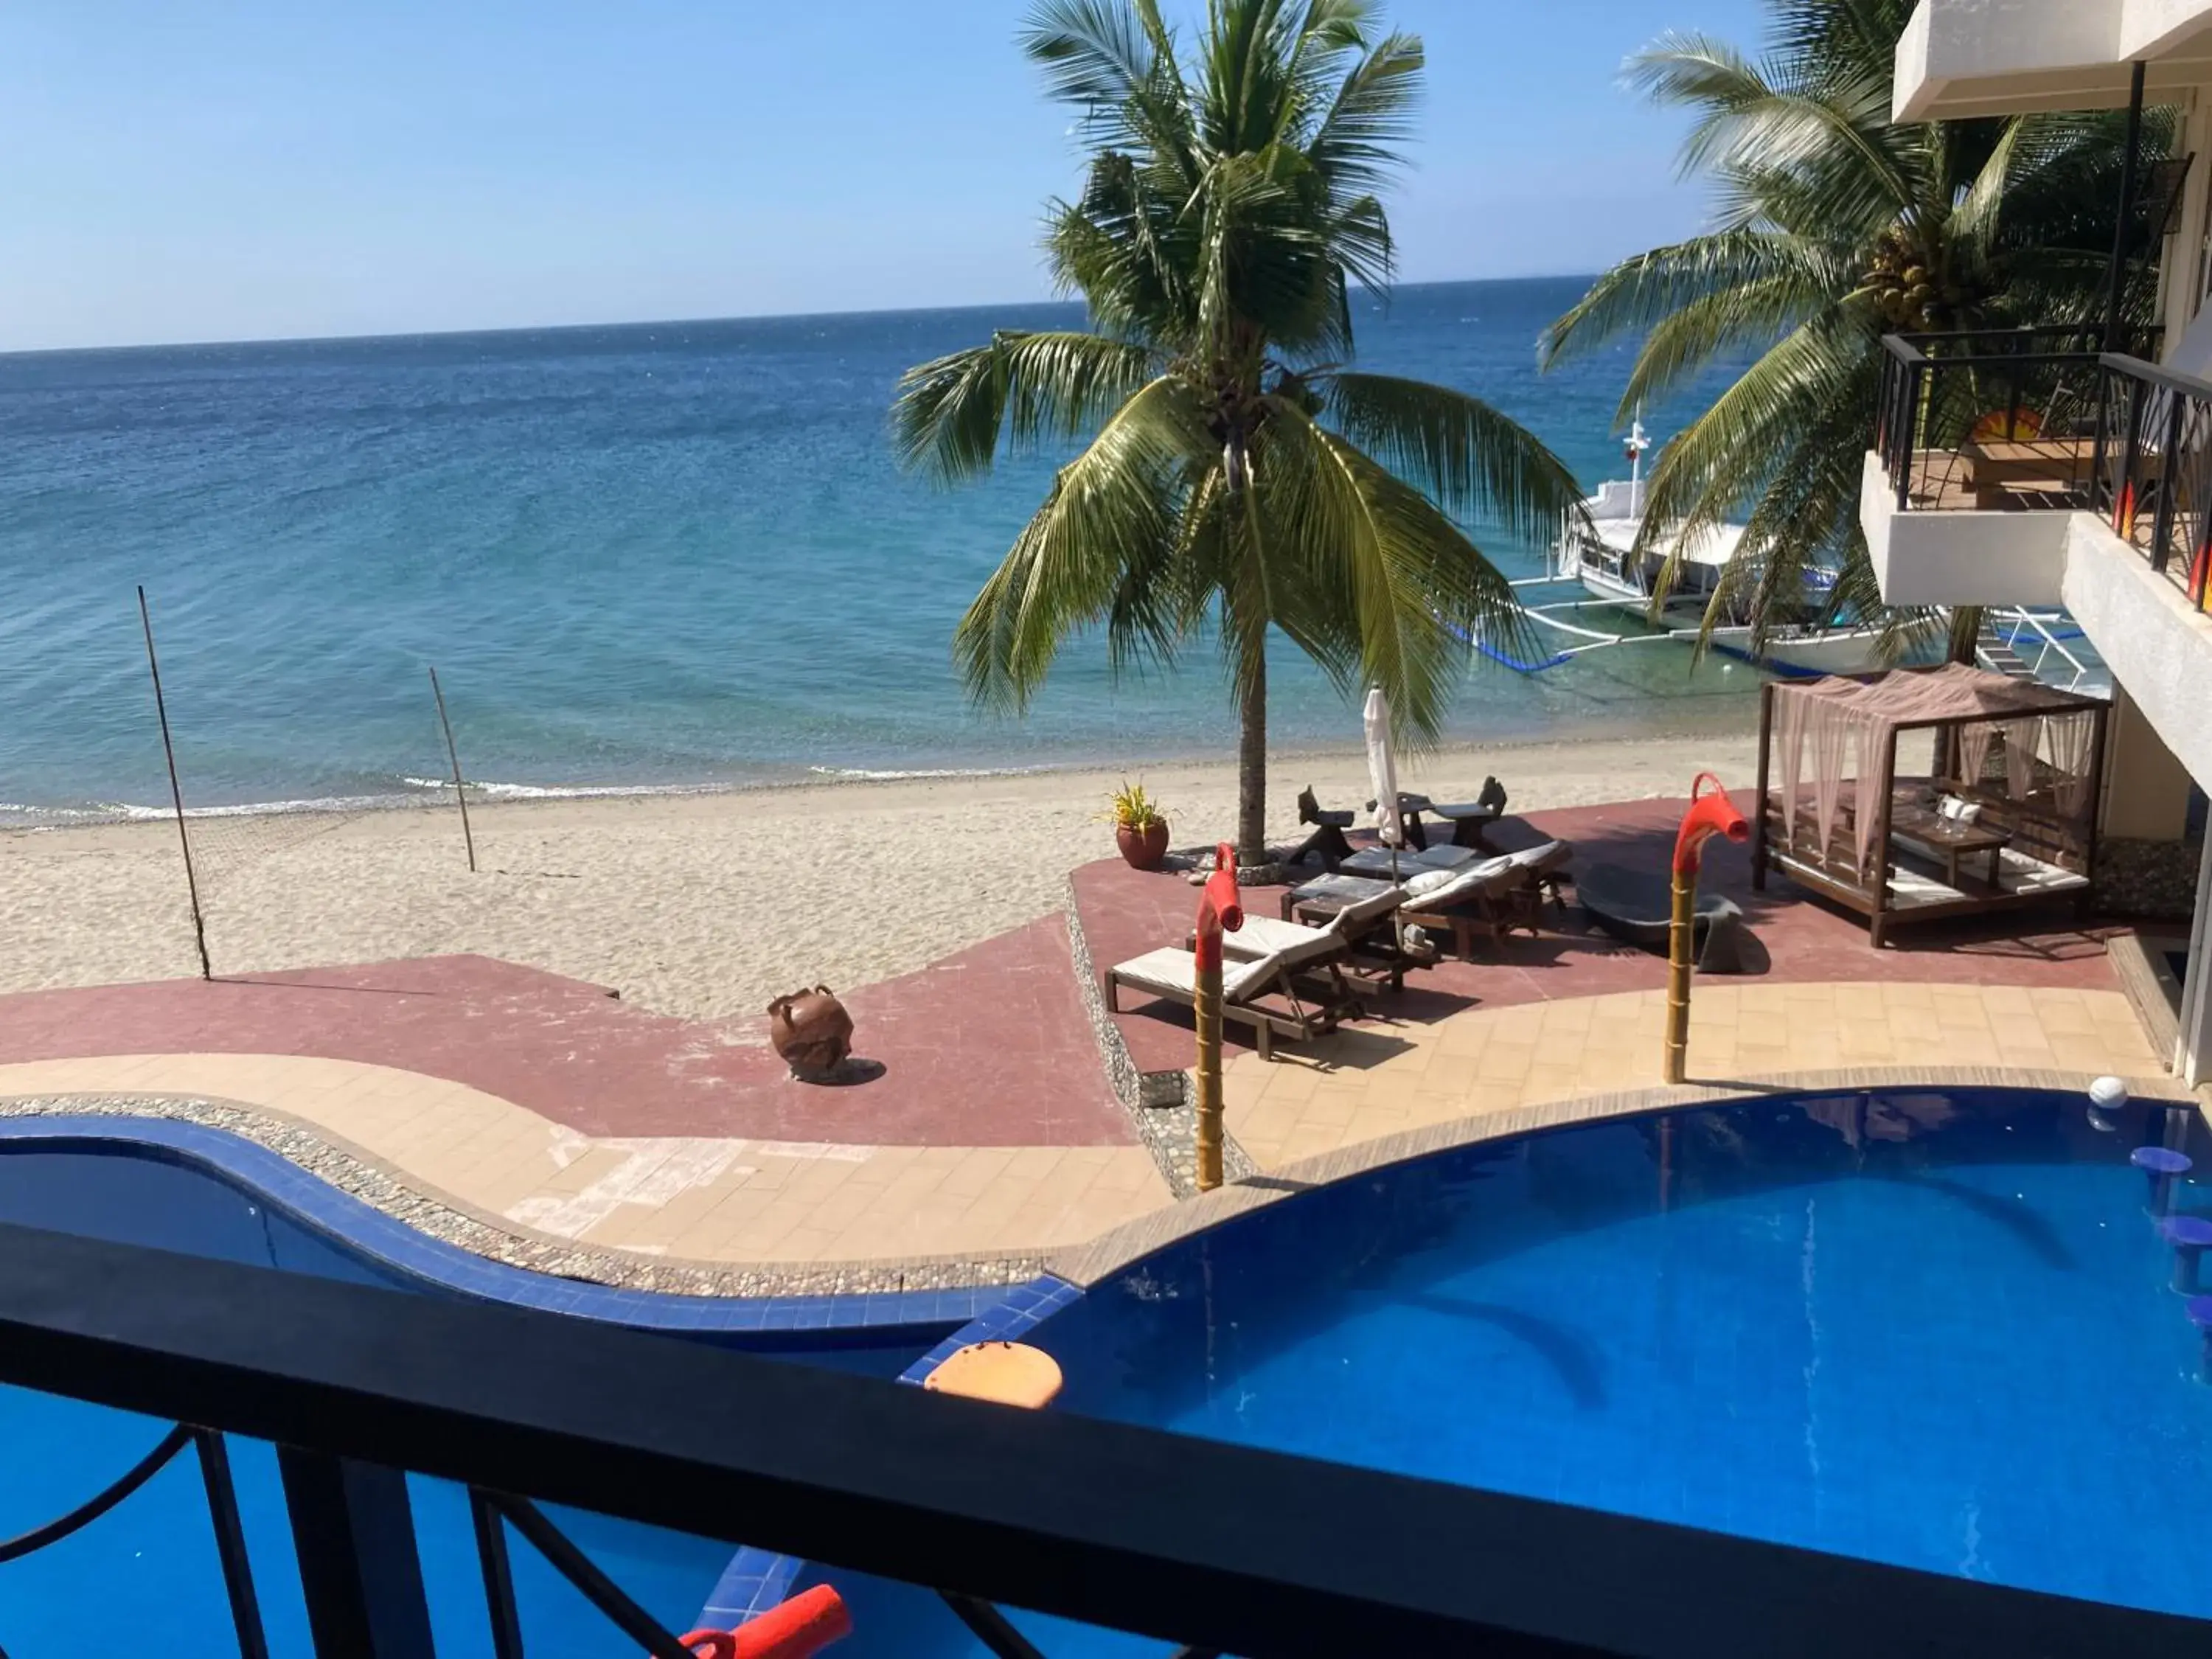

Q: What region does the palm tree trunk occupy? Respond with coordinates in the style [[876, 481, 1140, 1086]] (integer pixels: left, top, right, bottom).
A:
[[1237, 636, 1267, 864], [1945, 604, 1983, 666]]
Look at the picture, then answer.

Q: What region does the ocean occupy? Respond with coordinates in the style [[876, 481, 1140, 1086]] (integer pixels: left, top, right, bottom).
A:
[[0, 276, 1758, 823]]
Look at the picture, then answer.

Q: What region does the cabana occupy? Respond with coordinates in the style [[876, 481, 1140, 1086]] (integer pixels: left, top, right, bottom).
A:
[[1753, 664, 2109, 945]]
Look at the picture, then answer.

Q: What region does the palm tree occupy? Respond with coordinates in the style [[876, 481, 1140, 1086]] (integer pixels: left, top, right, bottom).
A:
[[894, 0, 1585, 860], [1540, 0, 2160, 661]]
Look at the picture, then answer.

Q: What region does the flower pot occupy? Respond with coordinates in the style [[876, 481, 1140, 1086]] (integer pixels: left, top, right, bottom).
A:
[[1116, 820, 1171, 871]]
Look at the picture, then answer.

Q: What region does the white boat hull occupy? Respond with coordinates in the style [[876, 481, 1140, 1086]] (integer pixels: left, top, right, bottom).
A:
[[1706, 625, 1891, 676]]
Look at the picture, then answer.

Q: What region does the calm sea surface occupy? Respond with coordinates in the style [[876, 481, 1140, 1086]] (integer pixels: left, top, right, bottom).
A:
[[0, 277, 1757, 820]]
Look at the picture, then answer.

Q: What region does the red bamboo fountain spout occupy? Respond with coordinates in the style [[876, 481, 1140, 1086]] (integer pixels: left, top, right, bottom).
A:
[[1665, 774, 1748, 1084], [1193, 842, 1243, 1190]]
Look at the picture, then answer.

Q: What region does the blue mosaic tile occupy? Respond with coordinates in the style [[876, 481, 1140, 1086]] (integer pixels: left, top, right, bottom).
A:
[[0, 1117, 973, 1343]]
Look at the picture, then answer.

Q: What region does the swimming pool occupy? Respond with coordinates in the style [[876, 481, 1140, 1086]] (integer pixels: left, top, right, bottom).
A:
[[0, 1134, 941, 1655], [762, 1085, 2212, 1657], [11, 1087, 2208, 1654], [1026, 1085, 2212, 1624]]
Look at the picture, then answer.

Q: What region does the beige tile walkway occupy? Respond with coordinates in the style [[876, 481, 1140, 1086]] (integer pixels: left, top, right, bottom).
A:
[[0, 1054, 1172, 1267], [0, 978, 2178, 1272], [1225, 981, 2175, 1171]]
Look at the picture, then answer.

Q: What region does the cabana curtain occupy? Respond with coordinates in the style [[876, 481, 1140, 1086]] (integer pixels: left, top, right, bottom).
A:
[[1765, 662, 2105, 883], [1757, 664, 2107, 942]]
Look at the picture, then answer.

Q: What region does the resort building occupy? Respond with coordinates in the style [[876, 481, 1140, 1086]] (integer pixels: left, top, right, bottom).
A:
[[1863, 0, 2212, 1081]]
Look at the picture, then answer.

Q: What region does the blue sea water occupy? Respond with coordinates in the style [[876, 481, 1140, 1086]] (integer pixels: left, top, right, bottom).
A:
[[0, 278, 1757, 821]]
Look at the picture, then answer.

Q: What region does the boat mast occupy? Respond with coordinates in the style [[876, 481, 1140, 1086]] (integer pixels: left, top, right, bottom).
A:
[[1625, 403, 1649, 519]]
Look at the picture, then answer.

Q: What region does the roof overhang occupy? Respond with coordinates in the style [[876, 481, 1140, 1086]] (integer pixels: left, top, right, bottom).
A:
[[1895, 0, 2212, 121]]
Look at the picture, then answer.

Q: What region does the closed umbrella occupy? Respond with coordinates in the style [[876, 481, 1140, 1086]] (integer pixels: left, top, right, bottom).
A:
[[1363, 686, 1404, 882]]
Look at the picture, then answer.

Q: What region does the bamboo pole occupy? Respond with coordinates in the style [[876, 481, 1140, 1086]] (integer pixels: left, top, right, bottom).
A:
[[138, 586, 210, 981], [1192, 841, 1242, 1193], [428, 667, 476, 873], [1663, 873, 1694, 1085], [1194, 968, 1223, 1191]]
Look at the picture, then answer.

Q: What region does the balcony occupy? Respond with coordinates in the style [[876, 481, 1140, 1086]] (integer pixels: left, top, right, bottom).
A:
[[0, 1217, 2202, 1656], [1863, 323, 2212, 787], [1864, 325, 2211, 613]]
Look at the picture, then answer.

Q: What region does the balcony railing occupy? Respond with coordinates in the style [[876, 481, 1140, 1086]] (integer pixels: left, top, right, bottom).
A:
[[0, 1219, 2205, 1657], [1876, 324, 2212, 611]]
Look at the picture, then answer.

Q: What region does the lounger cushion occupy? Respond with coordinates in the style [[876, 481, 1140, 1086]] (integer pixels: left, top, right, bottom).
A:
[[1406, 856, 1515, 910], [1329, 886, 1407, 931], [1111, 946, 1292, 1003], [1339, 843, 1475, 877], [1290, 872, 1395, 908], [1222, 916, 1328, 956]]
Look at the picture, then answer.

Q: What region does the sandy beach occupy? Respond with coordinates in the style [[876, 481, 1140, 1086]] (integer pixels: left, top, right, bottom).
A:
[[0, 732, 1759, 1020]]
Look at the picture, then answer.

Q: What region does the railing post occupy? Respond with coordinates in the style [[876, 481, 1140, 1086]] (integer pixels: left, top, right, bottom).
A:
[[470, 1490, 527, 1659], [276, 1450, 437, 1659], [196, 1430, 271, 1659], [1896, 360, 1919, 512], [2153, 389, 2185, 572]]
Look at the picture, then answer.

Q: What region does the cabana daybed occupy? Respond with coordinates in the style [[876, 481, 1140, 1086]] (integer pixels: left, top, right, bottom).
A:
[[1752, 664, 2109, 946]]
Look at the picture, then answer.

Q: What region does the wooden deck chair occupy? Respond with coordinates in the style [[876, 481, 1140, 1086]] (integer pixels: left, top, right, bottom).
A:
[[1105, 926, 1360, 1060], [1218, 886, 1433, 992], [1290, 785, 1357, 868], [1403, 840, 1573, 960]]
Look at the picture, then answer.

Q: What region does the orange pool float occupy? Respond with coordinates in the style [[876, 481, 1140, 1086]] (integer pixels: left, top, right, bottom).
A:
[[922, 1340, 1065, 1409]]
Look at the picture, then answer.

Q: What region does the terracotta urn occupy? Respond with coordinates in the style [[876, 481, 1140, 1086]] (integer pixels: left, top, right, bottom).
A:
[[1116, 820, 1171, 871], [767, 984, 854, 1080]]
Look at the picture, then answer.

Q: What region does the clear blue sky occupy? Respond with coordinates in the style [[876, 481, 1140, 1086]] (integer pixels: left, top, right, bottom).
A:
[[0, 0, 1770, 352]]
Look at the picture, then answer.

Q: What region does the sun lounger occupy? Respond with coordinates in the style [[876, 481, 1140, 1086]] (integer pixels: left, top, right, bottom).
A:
[[1576, 862, 1749, 972], [1217, 886, 1432, 991], [1336, 842, 1483, 879], [1105, 925, 1361, 1060], [1285, 841, 1571, 961]]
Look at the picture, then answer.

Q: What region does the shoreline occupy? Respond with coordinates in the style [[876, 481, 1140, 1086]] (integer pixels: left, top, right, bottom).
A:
[[1, 709, 1764, 832], [0, 727, 1763, 1020]]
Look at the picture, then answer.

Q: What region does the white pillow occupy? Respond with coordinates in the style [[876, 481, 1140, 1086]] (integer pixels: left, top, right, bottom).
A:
[[1938, 794, 1982, 824], [1404, 867, 1458, 897]]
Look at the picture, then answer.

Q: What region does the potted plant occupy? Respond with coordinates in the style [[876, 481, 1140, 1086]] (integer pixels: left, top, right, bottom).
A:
[[1107, 779, 1171, 871]]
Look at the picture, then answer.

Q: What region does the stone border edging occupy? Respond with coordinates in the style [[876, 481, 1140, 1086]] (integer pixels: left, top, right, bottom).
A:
[[1060, 876, 1260, 1199], [1046, 1064, 2199, 1288], [1061, 875, 1182, 1110], [0, 1093, 1051, 1301]]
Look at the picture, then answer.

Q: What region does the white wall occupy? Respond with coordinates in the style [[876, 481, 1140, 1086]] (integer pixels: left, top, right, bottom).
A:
[[1860, 453, 2071, 606], [1898, 0, 2125, 119], [2125, 0, 2212, 60], [1896, 0, 2212, 117], [2061, 513, 2212, 787]]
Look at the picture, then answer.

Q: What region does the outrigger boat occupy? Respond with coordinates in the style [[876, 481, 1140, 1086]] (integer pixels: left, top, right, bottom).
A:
[[1497, 415, 1894, 678]]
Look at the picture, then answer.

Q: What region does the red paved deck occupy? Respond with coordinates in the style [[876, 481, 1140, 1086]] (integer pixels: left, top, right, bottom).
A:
[[0, 915, 1131, 1147], [1080, 796, 2126, 1076]]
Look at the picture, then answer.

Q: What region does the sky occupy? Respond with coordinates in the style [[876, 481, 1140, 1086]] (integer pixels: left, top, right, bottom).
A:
[[0, 0, 1771, 352]]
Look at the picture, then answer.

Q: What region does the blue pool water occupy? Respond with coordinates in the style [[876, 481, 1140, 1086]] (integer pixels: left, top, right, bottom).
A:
[[11, 1091, 2208, 1654], [0, 1146, 917, 1656], [799, 1088, 2212, 1655]]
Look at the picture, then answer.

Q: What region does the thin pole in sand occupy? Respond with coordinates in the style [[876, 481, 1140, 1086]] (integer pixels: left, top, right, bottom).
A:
[[137, 585, 211, 981], [427, 666, 476, 873]]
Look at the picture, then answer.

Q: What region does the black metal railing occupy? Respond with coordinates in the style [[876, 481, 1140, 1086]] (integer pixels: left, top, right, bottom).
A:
[[0, 1220, 2205, 1658], [1876, 324, 2212, 611], [1876, 326, 2120, 513], [2091, 352, 2212, 609]]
